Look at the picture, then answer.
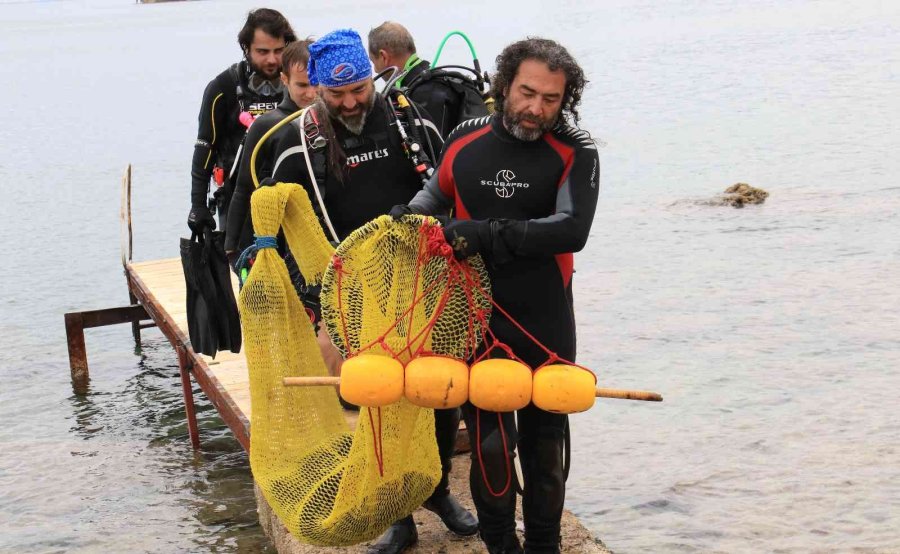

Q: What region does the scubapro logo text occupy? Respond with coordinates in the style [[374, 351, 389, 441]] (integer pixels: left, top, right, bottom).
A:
[[481, 169, 529, 198]]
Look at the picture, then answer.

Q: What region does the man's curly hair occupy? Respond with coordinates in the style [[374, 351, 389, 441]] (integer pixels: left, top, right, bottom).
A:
[[490, 38, 587, 125]]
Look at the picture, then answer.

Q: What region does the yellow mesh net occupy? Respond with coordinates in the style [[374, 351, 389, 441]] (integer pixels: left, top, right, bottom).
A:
[[239, 184, 489, 546], [321, 214, 491, 362]]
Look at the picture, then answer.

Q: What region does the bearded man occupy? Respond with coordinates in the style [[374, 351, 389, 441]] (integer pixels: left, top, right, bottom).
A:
[[269, 29, 476, 554], [187, 8, 296, 234], [398, 37, 601, 554]]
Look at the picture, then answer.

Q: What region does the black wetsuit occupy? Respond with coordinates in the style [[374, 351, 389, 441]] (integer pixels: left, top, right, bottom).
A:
[[409, 114, 600, 551], [191, 60, 282, 229], [403, 58, 490, 139], [225, 96, 300, 253], [270, 95, 467, 503], [271, 94, 442, 241]]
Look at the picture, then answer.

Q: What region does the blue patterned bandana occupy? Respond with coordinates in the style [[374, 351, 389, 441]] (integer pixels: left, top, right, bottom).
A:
[[308, 29, 372, 88]]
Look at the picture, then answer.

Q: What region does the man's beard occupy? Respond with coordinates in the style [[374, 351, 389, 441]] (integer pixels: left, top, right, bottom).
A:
[[325, 92, 375, 135], [247, 54, 280, 80], [502, 107, 559, 141]]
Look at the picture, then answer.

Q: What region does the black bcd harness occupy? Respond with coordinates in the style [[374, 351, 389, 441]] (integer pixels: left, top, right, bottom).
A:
[[404, 66, 492, 136]]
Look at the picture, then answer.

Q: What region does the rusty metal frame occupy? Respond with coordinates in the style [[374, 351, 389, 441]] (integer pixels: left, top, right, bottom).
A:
[[64, 305, 151, 394], [64, 163, 250, 453], [125, 265, 251, 452]]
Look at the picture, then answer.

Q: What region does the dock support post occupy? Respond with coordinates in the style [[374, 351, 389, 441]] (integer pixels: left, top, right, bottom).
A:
[[129, 290, 141, 346], [177, 345, 202, 450], [65, 312, 90, 395], [63, 304, 151, 394]]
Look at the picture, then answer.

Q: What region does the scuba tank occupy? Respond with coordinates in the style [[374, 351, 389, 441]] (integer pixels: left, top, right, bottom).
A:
[[401, 31, 494, 138]]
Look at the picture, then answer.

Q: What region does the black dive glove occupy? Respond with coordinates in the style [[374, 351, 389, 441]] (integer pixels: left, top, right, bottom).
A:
[[389, 204, 413, 220], [442, 219, 493, 261], [187, 206, 216, 232]]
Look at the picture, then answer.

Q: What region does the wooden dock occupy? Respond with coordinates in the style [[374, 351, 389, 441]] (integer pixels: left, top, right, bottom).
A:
[[62, 166, 612, 553], [127, 257, 252, 449]]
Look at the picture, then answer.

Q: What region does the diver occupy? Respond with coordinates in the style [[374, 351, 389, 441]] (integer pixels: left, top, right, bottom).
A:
[[368, 22, 490, 139], [225, 38, 318, 255], [396, 38, 600, 554], [187, 8, 296, 234], [224, 38, 344, 380], [269, 29, 477, 554]]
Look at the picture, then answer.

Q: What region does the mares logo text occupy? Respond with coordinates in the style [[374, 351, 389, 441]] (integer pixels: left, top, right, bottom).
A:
[[346, 148, 389, 167]]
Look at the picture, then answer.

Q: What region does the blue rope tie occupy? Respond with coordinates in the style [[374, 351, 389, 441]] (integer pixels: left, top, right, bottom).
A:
[[235, 235, 278, 289], [254, 235, 278, 249]]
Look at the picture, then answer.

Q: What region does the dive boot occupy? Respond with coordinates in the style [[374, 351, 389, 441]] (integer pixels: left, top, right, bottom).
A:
[[426, 408, 479, 535], [367, 515, 417, 554], [423, 493, 478, 536], [483, 532, 524, 554]]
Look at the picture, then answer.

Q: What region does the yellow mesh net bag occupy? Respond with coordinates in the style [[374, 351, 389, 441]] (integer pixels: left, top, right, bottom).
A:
[[321, 214, 491, 362], [239, 183, 490, 546]]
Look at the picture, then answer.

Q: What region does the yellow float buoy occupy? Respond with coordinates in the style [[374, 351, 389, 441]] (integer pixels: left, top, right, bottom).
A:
[[469, 359, 532, 412], [532, 364, 596, 413], [339, 354, 404, 407], [404, 355, 469, 409]]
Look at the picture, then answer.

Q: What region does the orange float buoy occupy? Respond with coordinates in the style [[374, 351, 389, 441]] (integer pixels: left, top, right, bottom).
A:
[[339, 354, 404, 407], [469, 359, 532, 412], [532, 364, 596, 413], [404, 355, 469, 409]]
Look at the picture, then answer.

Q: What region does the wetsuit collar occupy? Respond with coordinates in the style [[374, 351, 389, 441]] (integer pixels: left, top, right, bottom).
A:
[[278, 96, 299, 113], [396, 54, 428, 88], [491, 113, 523, 143]]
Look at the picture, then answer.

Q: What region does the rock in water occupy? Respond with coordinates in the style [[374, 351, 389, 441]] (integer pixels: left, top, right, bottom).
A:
[[722, 183, 769, 207]]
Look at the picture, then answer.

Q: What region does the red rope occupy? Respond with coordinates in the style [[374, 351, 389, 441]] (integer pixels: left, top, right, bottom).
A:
[[353, 265, 453, 358], [455, 257, 596, 382], [404, 226, 429, 357], [332, 255, 354, 356], [367, 407, 385, 477], [406, 268, 458, 358], [475, 408, 513, 497]]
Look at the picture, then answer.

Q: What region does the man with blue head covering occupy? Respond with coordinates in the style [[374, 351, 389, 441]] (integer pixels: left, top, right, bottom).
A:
[[269, 29, 474, 554], [307, 28, 376, 135]]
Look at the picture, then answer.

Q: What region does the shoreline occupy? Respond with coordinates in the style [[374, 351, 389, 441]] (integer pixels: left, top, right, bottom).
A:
[[256, 455, 612, 553]]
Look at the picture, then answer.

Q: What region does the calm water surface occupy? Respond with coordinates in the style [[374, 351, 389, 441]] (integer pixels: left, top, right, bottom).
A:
[[1, 1, 898, 552]]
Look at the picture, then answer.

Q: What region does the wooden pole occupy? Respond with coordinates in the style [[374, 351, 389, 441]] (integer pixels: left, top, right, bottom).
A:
[[120, 164, 133, 267], [595, 388, 662, 402], [65, 312, 89, 394], [282, 376, 662, 402], [283, 376, 341, 387], [176, 345, 201, 450]]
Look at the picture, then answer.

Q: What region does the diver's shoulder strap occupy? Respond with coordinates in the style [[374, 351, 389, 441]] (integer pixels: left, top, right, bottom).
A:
[[283, 118, 329, 184]]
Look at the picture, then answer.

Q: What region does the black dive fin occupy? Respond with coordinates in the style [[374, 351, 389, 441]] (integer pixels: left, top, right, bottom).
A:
[[206, 229, 242, 354]]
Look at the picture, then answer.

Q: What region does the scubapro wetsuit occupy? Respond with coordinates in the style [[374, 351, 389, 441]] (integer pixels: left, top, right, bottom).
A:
[[190, 60, 282, 227], [408, 113, 600, 551]]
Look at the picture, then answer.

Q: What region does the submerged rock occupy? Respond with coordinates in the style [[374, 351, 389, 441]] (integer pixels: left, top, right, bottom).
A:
[[719, 183, 769, 208]]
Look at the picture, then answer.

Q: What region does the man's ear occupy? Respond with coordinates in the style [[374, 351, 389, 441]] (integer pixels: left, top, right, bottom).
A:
[[280, 71, 289, 87]]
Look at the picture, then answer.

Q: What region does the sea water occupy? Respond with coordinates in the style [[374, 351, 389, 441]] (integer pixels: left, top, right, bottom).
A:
[[1, 0, 898, 552]]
